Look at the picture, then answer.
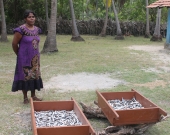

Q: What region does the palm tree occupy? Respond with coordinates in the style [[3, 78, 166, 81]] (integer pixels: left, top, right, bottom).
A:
[[112, 0, 124, 40], [0, 0, 8, 42], [150, 8, 162, 41], [145, 0, 150, 38], [69, 0, 84, 41], [99, 0, 110, 37], [41, 0, 58, 53], [45, 0, 49, 33]]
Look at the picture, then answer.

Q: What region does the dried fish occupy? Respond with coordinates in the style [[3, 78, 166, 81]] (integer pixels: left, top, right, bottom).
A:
[[108, 97, 144, 110], [34, 110, 82, 127]]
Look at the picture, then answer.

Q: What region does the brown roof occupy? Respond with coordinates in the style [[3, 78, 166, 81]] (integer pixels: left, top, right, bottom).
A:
[[147, 0, 170, 8]]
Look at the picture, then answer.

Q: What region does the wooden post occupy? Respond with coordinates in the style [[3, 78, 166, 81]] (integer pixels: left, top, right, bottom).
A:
[[165, 8, 170, 49]]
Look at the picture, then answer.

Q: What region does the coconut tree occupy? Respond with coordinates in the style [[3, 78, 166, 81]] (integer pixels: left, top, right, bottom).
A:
[[150, 8, 162, 41], [69, 0, 84, 41], [145, 0, 150, 38], [99, 0, 111, 37], [0, 0, 8, 42], [41, 0, 58, 53], [112, 0, 124, 40], [45, 0, 49, 33]]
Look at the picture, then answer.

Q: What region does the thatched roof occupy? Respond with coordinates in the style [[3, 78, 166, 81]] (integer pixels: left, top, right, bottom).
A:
[[147, 0, 170, 8]]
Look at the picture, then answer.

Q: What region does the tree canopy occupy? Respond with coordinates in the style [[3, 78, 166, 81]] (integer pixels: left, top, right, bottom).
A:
[[2, 0, 168, 24]]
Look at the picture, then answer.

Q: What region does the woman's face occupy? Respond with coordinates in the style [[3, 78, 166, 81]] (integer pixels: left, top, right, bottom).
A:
[[25, 13, 35, 26]]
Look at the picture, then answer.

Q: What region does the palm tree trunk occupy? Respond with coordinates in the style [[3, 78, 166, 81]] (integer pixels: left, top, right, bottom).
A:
[[150, 8, 162, 41], [145, 0, 150, 38], [41, 0, 58, 53], [112, 0, 124, 40], [95, 0, 98, 11], [14, 0, 18, 23], [99, 0, 108, 37], [69, 0, 84, 41], [28, 0, 33, 3], [45, 0, 49, 33], [0, 0, 8, 42]]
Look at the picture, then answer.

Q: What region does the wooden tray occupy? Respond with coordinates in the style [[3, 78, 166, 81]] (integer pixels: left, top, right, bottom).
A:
[[96, 89, 167, 126], [30, 98, 96, 135]]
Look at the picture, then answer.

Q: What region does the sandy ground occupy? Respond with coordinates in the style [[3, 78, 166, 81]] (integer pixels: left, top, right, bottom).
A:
[[43, 45, 170, 91], [44, 73, 126, 91]]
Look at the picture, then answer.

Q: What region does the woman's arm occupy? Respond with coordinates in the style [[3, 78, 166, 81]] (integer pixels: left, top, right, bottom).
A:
[[12, 32, 22, 55]]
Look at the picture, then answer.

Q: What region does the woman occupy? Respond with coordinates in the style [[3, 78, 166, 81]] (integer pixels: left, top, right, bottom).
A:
[[12, 9, 43, 104]]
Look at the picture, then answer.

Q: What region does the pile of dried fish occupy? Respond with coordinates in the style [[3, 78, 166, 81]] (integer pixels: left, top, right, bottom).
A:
[[34, 110, 82, 127], [108, 97, 144, 110]]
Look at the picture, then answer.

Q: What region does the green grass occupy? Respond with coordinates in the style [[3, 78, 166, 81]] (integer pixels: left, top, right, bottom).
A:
[[0, 35, 169, 135]]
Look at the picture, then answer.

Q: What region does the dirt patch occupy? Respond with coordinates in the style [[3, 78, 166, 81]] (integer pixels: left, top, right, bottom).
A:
[[44, 73, 126, 91], [128, 45, 163, 52], [11, 110, 32, 133], [128, 45, 170, 65], [134, 80, 167, 89]]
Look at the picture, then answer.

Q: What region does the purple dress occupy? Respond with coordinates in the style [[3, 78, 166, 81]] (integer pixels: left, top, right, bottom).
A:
[[12, 24, 43, 92]]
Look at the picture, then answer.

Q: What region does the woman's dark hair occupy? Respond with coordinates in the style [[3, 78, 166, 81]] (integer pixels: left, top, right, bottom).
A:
[[23, 9, 36, 19]]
